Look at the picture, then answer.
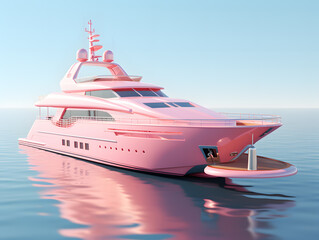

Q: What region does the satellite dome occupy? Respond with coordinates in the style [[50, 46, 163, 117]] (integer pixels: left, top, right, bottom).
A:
[[76, 49, 88, 62], [103, 50, 114, 62]]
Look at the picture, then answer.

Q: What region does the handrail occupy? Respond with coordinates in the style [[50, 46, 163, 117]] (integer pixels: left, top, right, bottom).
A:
[[39, 113, 281, 128]]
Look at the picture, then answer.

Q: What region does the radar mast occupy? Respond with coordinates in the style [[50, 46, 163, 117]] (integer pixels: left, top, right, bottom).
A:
[[85, 20, 103, 61]]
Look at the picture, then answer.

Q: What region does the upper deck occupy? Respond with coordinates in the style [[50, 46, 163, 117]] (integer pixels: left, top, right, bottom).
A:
[[60, 61, 162, 93]]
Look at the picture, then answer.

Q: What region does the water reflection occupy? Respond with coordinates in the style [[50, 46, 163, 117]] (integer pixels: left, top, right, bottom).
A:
[[20, 146, 295, 240]]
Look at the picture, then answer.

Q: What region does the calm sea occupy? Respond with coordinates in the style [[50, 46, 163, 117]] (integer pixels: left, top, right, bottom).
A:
[[0, 108, 318, 240]]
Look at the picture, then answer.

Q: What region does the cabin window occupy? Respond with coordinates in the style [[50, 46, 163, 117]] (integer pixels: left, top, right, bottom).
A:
[[144, 102, 170, 108], [112, 88, 168, 98], [86, 90, 117, 99], [66, 140, 70, 146], [74, 141, 78, 148], [136, 90, 158, 97], [62, 139, 65, 145], [115, 89, 140, 97], [153, 90, 168, 97], [80, 142, 83, 149], [88, 110, 114, 121], [144, 102, 194, 108], [62, 109, 90, 119], [85, 143, 89, 150], [95, 110, 114, 120], [173, 102, 194, 107], [166, 102, 178, 107], [62, 109, 114, 121]]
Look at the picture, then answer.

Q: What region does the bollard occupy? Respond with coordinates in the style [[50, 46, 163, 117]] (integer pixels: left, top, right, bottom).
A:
[[247, 146, 257, 170]]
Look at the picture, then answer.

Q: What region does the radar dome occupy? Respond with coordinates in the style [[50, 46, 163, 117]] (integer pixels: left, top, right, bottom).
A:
[[103, 50, 114, 62], [76, 49, 88, 62]]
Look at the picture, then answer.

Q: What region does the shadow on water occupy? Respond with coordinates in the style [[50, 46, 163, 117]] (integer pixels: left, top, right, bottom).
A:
[[20, 146, 295, 240]]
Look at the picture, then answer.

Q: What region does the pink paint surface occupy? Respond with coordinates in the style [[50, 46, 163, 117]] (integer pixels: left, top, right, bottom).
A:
[[19, 21, 296, 179]]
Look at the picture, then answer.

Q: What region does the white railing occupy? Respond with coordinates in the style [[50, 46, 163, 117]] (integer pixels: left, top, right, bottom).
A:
[[39, 113, 281, 128]]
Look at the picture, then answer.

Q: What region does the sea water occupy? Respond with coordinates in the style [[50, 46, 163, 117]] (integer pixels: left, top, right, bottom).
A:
[[0, 108, 318, 240]]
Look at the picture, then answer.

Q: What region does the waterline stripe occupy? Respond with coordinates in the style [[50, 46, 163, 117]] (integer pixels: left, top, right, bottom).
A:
[[38, 131, 117, 143]]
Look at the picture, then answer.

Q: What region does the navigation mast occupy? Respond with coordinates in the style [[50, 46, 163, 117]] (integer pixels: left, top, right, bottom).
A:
[[85, 20, 103, 61]]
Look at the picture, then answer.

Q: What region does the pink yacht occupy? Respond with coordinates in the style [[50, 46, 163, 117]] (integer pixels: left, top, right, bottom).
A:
[[19, 21, 297, 178]]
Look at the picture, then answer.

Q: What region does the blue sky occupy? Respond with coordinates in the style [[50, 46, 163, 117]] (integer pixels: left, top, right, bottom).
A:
[[0, 0, 318, 108]]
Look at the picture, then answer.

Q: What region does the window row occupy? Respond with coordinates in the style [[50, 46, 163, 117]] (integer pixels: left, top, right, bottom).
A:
[[62, 139, 89, 150], [85, 88, 167, 99]]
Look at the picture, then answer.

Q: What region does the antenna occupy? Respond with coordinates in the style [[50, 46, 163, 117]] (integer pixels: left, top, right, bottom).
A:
[[85, 20, 102, 61]]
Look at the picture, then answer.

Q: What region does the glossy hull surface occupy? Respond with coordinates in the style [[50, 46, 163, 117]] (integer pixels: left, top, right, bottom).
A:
[[19, 119, 281, 176]]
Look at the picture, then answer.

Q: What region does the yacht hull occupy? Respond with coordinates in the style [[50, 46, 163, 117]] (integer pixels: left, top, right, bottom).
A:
[[19, 119, 282, 177]]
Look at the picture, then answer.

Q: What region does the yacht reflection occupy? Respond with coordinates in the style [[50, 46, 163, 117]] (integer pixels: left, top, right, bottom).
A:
[[21, 146, 295, 240]]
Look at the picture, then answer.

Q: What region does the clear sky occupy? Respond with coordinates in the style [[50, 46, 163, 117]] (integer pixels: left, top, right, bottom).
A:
[[0, 0, 318, 108]]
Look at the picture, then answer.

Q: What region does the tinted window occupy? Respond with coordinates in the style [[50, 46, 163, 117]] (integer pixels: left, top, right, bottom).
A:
[[137, 90, 157, 97], [115, 90, 140, 97], [62, 109, 114, 121], [96, 110, 112, 118], [88, 110, 114, 121], [173, 102, 194, 107], [86, 90, 117, 98], [144, 103, 170, 108], [62, 110, 90, 119], [166, 102, 178, 107], [154, 90, 168, 97]]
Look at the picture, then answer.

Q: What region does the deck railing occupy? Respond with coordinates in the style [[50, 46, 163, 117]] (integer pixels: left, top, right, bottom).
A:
[[39, 113, 281, 128]]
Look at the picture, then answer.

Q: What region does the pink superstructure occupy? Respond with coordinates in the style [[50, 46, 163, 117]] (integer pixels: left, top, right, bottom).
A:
[[19, 21, 297, 178]]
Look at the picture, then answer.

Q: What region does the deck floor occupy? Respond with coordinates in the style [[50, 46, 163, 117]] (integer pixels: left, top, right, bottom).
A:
[[209, 154, 292, 171]]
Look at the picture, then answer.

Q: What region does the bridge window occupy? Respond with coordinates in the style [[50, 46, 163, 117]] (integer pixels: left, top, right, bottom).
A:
[[86, 90, 117, 98], [153, 90, 168, 97], [136, 90, 157, 97], [115, 89, 140, 97], [173, 102, 194, 107], [144, 102, 170, 108]]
